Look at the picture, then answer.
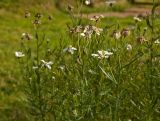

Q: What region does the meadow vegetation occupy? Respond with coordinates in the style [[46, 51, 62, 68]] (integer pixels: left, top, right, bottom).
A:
[[0, 0, 160, 121]]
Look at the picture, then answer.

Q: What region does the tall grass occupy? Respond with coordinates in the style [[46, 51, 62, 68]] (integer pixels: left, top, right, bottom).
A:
[[16, 1, 160, 121]]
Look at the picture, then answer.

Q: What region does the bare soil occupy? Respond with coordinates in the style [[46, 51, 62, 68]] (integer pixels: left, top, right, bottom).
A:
[[79, 6, 160, 18]]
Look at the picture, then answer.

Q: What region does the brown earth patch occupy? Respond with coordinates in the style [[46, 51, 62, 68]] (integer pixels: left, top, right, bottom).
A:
[[78, 7, 160, 18]]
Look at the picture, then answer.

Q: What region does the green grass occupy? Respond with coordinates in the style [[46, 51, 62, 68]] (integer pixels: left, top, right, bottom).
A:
[[0, 0, 160, 121], [0, 1, 71, 120]]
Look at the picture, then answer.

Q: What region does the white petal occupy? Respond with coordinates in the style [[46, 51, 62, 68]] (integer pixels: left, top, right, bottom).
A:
[[15, 51, 25, 57], [80, 33, 85, 37], [41, 60, 46, 64], [46, 65, 51, 70], [105, 51, 113, 55], [91, 54, 99, 57], [47, 61, 53, 65]]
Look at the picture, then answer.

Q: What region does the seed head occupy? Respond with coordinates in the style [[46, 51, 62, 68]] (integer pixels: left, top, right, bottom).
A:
[[21, 33, 33, 40], [48, 15, 53, 21], [112, 30, 121, 39], [137, 36, 147, 44], [67, 4, 74, 11], [35, 13, 42, 19], [24, 10, 30, 18], [33, 19, 41, 25], [121, 28, 130, 37]]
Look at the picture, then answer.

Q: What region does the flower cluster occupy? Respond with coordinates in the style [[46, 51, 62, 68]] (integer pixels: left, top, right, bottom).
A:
[[112, 28, 131, 39], [133, 16, 142, 22], [69, 25, 103, 38], [137, 36, 147, 44], [121, 28, 130, 37], [90, 15, 104, 22], [69, 25, 83, 34], [15, 51, 25, 58], [112, 30, 121, 39], [21, 32, 33, 40], [91, 50, 113, 59], [63, 45, 77, 54], [41, 60, 53, 70], [80, 25, 103, 38], [33, 13, 42, 26]]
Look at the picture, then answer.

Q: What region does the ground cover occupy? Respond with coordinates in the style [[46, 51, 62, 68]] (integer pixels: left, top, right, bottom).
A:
[[0, 0, 160, 121]]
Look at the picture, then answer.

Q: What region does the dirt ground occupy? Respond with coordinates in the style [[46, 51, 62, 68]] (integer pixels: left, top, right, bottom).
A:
[[79, 6, 160, 18]]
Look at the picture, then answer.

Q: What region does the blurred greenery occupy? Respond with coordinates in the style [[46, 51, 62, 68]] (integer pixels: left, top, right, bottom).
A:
[[0, 0, 158, 121]]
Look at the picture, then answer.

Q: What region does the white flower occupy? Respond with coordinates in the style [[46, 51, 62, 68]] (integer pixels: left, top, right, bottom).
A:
[[80, 33, 85, 37], [155, 39, 160, 44], [126, 44, 132, 51], [63, 45, 77, 54], [21, 32, 33, 40], [133, 16, 142, 22], [85, 0, 91, 5], [80, 25, 93, 38], [58, 65, 65, 71], [52, 76, 55, 80], [121, 28, 130, 37], [91, 50, 113, 59], [115, 32, 121, 39], [15, 51, 25, 58], [41, 60, 53, 70], [80, 25, 103, 38], [112, 31, 121, 39], [90, 15, 104, 22], [92, 26, 103, 35]]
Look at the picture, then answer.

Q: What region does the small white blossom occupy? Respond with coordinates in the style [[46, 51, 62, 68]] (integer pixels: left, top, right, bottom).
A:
[[115, 32, 121, 39], [80, 25, 93, 38], [112, 31, 121, 39], [85, 0, 91, 5], [92, 26, 103, 35], [41, 60, 53, 70], [80, 25, 103, 38], [155, 39, 160, 44], [90, 15, 104, 22], [133, 16, 142, 22], [21, 32, 33, 40], [15, 51, 25, 58], [80, 33, 85, 37], [58, 65, 65, 71], [52, 76, 55, 80], [126, 44, 132, 51], [91, 50, 113, 59], [63, 45, 77, 54], [121, 28, 130, 37]]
